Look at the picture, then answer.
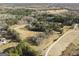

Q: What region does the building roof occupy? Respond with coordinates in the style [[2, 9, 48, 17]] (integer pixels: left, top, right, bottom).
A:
[[0, 53, 8, 56]]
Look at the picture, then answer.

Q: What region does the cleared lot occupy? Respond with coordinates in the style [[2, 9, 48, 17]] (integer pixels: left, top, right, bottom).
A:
[[10, 24, 43, 40]]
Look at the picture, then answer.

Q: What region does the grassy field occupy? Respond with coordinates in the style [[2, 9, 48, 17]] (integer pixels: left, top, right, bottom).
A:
[[10, 24, 43, 40]]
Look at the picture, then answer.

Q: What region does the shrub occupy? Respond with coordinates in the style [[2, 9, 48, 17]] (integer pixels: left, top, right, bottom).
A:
[[4, 41, 40, 56], [27, 33, 47, 46]]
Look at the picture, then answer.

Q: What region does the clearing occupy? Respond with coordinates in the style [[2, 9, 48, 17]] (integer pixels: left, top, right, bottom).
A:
[[9, 24, 43, 40]]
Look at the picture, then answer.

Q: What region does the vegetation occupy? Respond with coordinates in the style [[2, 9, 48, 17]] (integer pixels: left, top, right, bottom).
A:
[[27, 33, 47, 45], [6, 9, 36, 16], [1, 7, 79, 56], [27, 13, 79, 34], [27, 14, 64, 33], [4, 41, 40, 56]]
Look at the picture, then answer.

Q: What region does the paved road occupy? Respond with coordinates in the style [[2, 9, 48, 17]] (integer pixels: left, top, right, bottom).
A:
[[45, 24, 79, 56]]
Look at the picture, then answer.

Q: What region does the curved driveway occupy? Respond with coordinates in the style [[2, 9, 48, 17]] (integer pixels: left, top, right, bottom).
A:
[[45, 24, 79, 56]]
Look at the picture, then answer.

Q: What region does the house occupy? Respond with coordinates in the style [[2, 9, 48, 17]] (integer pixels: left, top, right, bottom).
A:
[[0, 23, 7, 35], [0, 38, 7, 45]]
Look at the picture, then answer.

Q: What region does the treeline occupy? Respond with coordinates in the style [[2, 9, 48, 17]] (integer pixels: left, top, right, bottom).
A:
[[5, 16, 22, 26], [1, 15, 22, 26], [6, 9, 36, 16], [27, 13, 79, 33]]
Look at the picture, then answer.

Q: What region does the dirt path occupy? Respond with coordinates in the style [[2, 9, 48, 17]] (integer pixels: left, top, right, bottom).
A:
[[0, 42, 18, 52], [45, 24, 79, 56]]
